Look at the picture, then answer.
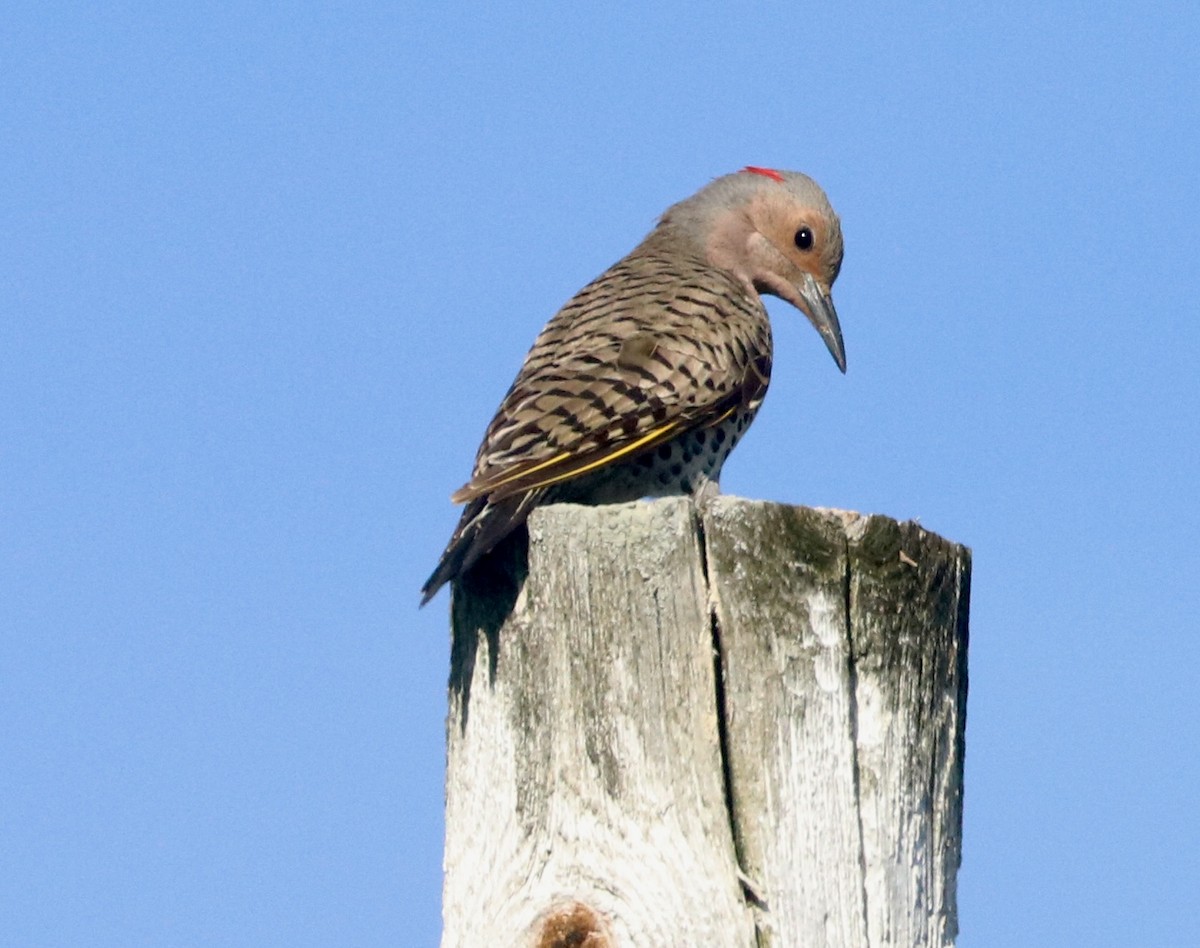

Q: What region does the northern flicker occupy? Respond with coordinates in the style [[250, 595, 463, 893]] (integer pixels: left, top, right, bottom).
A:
[[421, 166, 845, 605]]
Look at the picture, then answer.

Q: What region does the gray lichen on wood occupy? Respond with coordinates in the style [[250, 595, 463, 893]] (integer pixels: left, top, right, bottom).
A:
[[442, 496, 970, 948]]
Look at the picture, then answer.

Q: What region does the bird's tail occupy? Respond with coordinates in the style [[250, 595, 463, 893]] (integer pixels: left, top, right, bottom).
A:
[[420, 492, 540, 606]]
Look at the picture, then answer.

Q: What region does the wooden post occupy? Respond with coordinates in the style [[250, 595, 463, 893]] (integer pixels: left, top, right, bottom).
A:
[[442, 496, 970, 948]]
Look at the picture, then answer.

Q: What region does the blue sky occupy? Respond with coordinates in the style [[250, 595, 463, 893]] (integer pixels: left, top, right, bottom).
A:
[[4, 3, 1198, 945]]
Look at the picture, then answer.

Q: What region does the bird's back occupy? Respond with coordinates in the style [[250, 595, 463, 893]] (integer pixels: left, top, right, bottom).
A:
[[464, 247, 773, 500], [422, 247, 772, 604]]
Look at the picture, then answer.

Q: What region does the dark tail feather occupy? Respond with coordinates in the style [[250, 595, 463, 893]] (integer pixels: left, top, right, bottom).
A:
[[420, 493, 539, 606]]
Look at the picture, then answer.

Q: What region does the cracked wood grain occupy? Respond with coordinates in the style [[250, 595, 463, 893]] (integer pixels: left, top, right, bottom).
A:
[[442, 497, 969, 948]]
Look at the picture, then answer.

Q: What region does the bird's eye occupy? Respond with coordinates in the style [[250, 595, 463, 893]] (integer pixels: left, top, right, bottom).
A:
[[794, 226, 814, 251]]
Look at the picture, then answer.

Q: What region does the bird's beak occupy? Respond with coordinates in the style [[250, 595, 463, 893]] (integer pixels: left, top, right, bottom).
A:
[[797, 272, 846, 373]]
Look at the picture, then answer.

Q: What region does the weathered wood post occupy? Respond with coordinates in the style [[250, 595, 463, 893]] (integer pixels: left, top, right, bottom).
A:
[[442, 496, 970, 947]]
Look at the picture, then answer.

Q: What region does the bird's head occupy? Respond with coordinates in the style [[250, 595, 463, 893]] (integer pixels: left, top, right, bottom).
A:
[[656, 166, 846, 372]]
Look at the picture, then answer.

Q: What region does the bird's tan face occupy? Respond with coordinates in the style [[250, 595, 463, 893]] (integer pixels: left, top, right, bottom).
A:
[[708, 190, 846, 372], [747, 194, 843, 290]]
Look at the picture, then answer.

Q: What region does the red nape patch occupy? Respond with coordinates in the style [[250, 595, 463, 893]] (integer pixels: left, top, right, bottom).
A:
[[742, 165, 785, 182]]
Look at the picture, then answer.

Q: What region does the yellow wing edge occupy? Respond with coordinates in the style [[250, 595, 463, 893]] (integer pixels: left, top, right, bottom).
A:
[[449, 421, 683, 504]]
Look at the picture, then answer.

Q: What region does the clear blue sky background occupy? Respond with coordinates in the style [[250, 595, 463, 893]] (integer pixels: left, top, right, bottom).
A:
[[4, 4, 1198, 945]]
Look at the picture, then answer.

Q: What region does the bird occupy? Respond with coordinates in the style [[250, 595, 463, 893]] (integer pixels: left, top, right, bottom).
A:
[[421, 166, 845, 605]]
